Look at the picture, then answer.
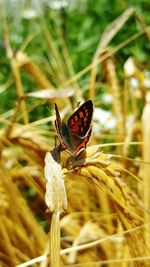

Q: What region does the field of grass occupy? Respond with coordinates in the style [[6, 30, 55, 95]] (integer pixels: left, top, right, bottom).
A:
[[0, 1, 150, 267]]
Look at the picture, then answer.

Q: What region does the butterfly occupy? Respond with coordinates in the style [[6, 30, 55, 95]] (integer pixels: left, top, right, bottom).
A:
[[54, 100, 93, 156]]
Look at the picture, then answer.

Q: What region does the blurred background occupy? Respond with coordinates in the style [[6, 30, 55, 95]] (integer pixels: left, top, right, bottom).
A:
[[0, 0, 150, 266]]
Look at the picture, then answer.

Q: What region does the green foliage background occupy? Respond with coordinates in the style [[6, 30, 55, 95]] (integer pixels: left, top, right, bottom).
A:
[[0, 0, 150, 114]]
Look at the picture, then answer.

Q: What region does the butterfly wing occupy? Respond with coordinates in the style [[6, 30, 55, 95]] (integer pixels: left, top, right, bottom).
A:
[[55, 103, 76, 154], [73, 127, 92, 154], [54, 103, 67, 150], [54, 103, 62, 134], [67, 100, 93, 138], [55, 100, 93, 156]]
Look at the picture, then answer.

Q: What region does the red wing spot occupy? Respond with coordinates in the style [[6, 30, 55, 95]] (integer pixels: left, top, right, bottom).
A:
[[84, 108, 88, 113], [79, 111, 84, 118], [84, 117, 87, 122], [72, 125, 79, 132], [74, 115, 78, 122], [85, 111, 89, 116], [70, 119, 75, 126], [80, 127, 84, 132]]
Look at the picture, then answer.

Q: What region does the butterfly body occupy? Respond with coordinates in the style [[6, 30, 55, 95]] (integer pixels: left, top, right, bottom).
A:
[[55, 100, 93, 156]]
